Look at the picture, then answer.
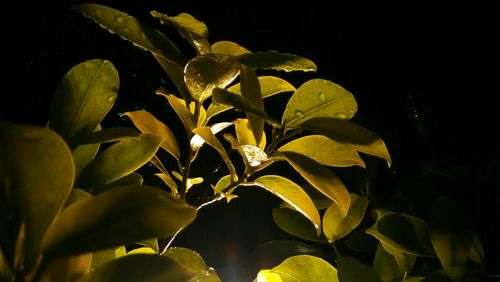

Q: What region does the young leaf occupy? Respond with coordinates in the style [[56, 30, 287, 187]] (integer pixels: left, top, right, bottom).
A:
[[77, 254, 196, 282], [74, 3, 185, 65], [254, 175, 321, 235], [156, 91, 196, 132], [75, 127, 140, 145], [49, 59, 119, 146], [282, 79, 357, 130], [240, 65, 265, 144], [192, 127, 237, 181], [279, 151, 351, 218], [255, 255, 338, 282], [163, 247, 221, 282], [211, 41, 250, 56], [336, 257, 380, 282], [272, 208, 328, 244], [234, 118, 266, 149], [150, 11, 210, 55], [206, 76, 295, 120], [322, 194, 369, 242], [190, 122, 233, 150], [373, 244, 404, 281], [302, 117, 392, 167], [184, 54, 240, 102], [238, 51, 317, 72], [278, 135, 365, 168], [77, 134, 163, 188], [122, 111, 180, 160], [0, 121, 75, 273], [42, 185, 197, 257]]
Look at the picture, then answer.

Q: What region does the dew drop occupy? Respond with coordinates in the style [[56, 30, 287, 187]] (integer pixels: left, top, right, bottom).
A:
[[318, 91, 326, 102], [295, 111, 304, 117], [106, 95, 116, 103], [334, 112, 347, 119]]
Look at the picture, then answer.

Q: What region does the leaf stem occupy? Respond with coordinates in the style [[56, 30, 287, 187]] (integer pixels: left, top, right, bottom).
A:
[[331, 242, 341, 257]]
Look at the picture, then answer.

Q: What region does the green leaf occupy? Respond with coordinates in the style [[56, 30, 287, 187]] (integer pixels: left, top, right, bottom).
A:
[[123, 111, 180, 159], [78, 254, 196, 282], [278, 135, 365, 168], [211, 41, 250, 56], [76, 127, 140, 145], [77, 134, 163, 188], [323, 194, 369, 242], [206, 76, 295, 120], [74, 3, 185, 65], [212, 88, 273, 123], [272, 208, 328, 244], [282, 79, 357, 130], [336, 257, 380, 282], [302, 117, 392, 167], [153, 54, 191, 102], [366, 210, 434, 256], [234, 118, 267, 150], [91, 246, 125, 270], [150, 155, 178, 196], [157, 91, 196, 132], [136, 238, 159, 254], [374, 244, 404, 281], [279, 151, 351, 218], [127, 247, 156, 255], [49, 59, 119, 146], [238, 51, 317, 72], [150, 11, 210, 55], [89, 173, 144, 195], [185, 54, 241, 102], [192, 127, 237, 181], [380, 242, 416, 273], [255, 176, 321, 234], [163, 247, 221, 282], [72, 143, 100, 179], [256, 255, 338, 282], [240, 65, 265, 144], [0, 121, 74, 273], [64, 189, 93, 209], [190, 122, 233, 150], [42, 185, 197, 257]]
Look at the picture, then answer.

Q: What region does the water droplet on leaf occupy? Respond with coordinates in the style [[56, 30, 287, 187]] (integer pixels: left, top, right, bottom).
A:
[[334, 112, 348, 119], [106, 95, 116, 104], [318, 91, 326, 102], [295, 111, 304, 117]]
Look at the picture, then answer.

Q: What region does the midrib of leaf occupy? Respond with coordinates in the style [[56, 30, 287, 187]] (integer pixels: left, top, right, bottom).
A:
[[286, 92, 351, 127], [66, 62, 105, 139]]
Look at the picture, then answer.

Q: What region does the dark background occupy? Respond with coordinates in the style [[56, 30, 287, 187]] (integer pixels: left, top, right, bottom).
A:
[[2, 1, 499, 281]]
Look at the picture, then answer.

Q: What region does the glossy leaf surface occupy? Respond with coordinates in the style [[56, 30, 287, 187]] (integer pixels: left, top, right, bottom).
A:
[[240, 66, 265, 144], [76, 127, 140, 145], [211, 41, 250, 55], [234, 119, 266, 149], [163, 247, 220, 282], [323, 194, 369, 242], [239, 51, 317, 72], [272, 208, 328, 243], [256, 255, 338, 282]]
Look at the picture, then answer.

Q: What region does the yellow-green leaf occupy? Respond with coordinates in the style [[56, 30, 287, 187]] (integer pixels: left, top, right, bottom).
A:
[[150, 155, 177, 196], [72, 143, 100, 179], [127, 247, 156, 255], [192, 127, 237, 181], [0, 121, 75, 273], [234, 118, 266, 149], [190, 122, 233, 150], [323, 194, 368, 242], [39, 252, 92, 282], [163, 247, 221, 282], [136, 238, 159, 254], [185, 54, 240, 102], [211, 41, 250, 56], [278, 135, 365, 168], [238, 51, 317, 72], [380, 242, 416, 273], [123, 111, 180, 159], [279, 151, 351, 217], [76, 127, 140, 145], [49, 59, 119, 146], [77, 134, 163, 188], [374, 244, 404, 281], [74, 3, 185, 65], [255, 175, 321, 234], [206, 76, 295, 120], [336, 257, 380, 282], [240, 65, 265, 144], [157, 91, 196, 132], [89, 173, 144, 195], [282, 79, 357, 130], [42, 185, 197, 257], [272, 208, 328, 244], [153, 54, 191, 102], [77, 254, 196, 282], [150, 11, 210, 55], [212, 88, 275, 124], [302, 117, 392, 167], [91, 246, 126, 270], [256, 255, 338, 282]]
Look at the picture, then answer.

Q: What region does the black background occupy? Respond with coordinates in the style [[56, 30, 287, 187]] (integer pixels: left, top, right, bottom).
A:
[[2, 1, 499, 280]]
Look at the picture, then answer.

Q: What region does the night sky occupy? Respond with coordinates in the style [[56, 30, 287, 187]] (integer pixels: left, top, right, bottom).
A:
[[3, 1, 499, 280]]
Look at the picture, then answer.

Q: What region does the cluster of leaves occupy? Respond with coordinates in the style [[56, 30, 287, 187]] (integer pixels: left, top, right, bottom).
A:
[[0, 2, 491, 282]]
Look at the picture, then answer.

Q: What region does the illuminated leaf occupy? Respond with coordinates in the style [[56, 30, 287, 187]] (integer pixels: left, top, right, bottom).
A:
[[278, 135, 365, 168], [77, 254, 196, 282], [255, 176, 321, 234], [171, 171, 203, 192], [42, 185, 197, 257], [149, 155, 177, 195], [192, 127, 237, 181], [49, 59, 119, 146], [127, 247, 156, 255], [157, 91, 196, 132], [279, 151, 351, 217], [374, 244, 404, 281], [185, 54, 240, 102], [190, 122, 233, 150], [151, 11, 210, 54], [234, 119, 266, 149], [91, 246, 126, 270], [89, 173, 144, 195], [240, 65, 265, 144], [123, 111, 180, 159], [336, 257, 380, 282], [0, 121, 74, 272], [163, 247, 221, 282], [76, 127, 140, 145], [72, 143, 100, 179], [302, 117, 392, 167], [282, 79, 357, 130], [207, 76, 295, 120], [238, 51, 317, 72], [380, 242, 416, 273], [153, 54, 191, 102], [211, 41, 250, 56], [137, 238, 159, 253], [212, 88, 274, 124], [256, 255, 338, 282], [77, 134, 162, 188], [323, 194, 368, 242], [272, 208, 328, 244]]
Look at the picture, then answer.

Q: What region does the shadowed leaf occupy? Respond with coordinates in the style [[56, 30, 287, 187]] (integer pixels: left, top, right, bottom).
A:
[[239, 51, 317, 72]]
